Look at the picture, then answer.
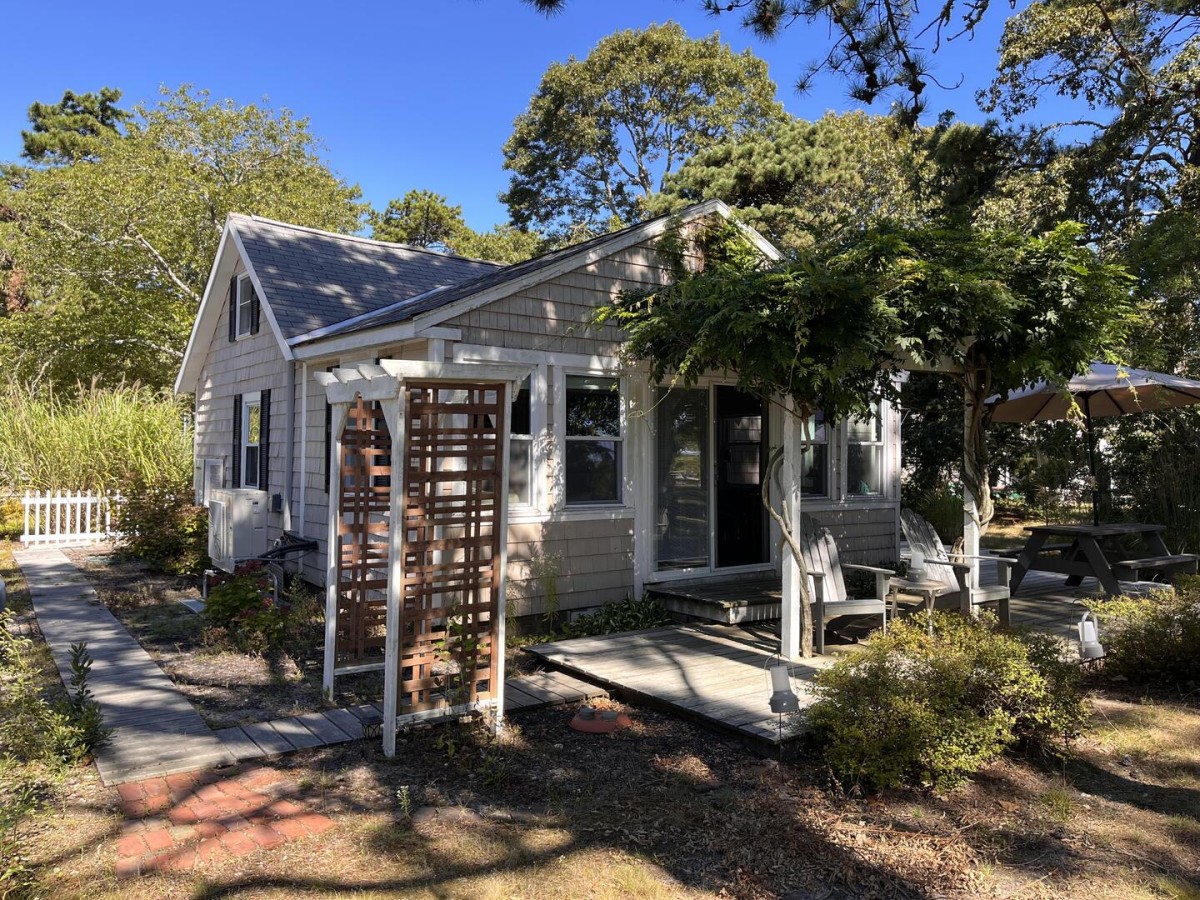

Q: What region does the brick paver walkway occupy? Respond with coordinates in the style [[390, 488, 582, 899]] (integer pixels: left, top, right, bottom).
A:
[[113, 765, 334, 877]]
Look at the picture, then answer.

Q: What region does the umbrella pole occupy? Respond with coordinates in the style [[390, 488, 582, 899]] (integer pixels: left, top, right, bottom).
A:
[[1084, 395, 1100, 526]]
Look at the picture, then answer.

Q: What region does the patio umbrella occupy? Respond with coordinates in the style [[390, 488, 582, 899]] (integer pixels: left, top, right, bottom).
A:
[[988, 363, 1200, 525]]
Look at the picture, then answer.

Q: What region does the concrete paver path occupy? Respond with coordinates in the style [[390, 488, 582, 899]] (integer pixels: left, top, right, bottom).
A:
[[13, 548, 234, 784]]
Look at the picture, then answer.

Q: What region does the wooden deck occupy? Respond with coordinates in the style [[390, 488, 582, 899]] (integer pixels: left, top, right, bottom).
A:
[[533, 565, 1161, 746]]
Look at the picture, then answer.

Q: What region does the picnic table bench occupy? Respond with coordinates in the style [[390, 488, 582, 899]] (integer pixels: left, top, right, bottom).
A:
[[1010, 523, 1199, 595]]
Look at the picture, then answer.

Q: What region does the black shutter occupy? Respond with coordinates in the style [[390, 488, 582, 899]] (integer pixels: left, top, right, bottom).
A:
[[231, 394, 242, 487], [227, 275, 238, 342], [259, 389, 271, 492], [250, 283, 261, 335]]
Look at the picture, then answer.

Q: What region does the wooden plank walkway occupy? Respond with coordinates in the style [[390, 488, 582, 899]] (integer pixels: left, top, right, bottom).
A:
[[213, 672, 606, 762], [15, 545, 605, 779], [13, 549, 235, 784]]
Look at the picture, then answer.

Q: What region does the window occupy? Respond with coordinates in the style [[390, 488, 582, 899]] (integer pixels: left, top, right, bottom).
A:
[[799, 409, 828, 498], [235, 274, 258, 338], [847, 399, 884, 495], [655, 388, 709, 570], [564, 374, 621, 504], [241, 394, 262, 488], [509, 376, 533, 506]]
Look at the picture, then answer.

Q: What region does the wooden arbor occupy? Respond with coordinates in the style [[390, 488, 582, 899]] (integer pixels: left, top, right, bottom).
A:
[[316, 360, 530, 756]]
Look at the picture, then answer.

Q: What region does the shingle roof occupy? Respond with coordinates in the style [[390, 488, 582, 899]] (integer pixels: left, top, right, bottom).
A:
[[301, 211, 689, 342], [232, 214, 502, 339]]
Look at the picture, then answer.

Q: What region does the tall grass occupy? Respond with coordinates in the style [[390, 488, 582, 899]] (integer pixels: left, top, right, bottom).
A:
[[0, 383, 191, 494]]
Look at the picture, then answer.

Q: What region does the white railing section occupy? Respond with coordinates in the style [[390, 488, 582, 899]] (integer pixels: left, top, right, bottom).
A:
[[20, 490, 121, 546]]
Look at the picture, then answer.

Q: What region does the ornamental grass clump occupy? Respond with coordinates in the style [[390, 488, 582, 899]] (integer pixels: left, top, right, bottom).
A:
[[806, 612, 1086, 792], [1085, 578, 1200, 689]]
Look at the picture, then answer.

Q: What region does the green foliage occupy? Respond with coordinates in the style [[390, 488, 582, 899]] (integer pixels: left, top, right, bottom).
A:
[[502, 22, 786, 235], [0, 615, 110, 766], [807, 612, 1087, 791], [203, 564, 282, 653], [371, 189, 468, 249], [370, 189, 545, 264], [1086, 580, 1200, 689], [561, 595, 672, 639], [653, 111, 932, 253], [21, 87, 129, 166], [0, 501, 22, 542], [1108, 410, 1200, 554], [0, 382, 191, 494], [113, 470, 209, 576], [0, 764, 43, 898], [1, 85, 365, 390]]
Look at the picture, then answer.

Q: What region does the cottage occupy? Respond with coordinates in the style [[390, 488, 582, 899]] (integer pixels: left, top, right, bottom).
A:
[[175, 199, 902, 627]]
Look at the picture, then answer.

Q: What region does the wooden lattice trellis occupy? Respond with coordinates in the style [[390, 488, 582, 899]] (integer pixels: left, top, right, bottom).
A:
[[396, 381, 504, 714], [334, 395, 392, 667]]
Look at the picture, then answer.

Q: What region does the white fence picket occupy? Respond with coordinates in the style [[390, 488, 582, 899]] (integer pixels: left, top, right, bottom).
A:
[[19, 490, 121, 547]]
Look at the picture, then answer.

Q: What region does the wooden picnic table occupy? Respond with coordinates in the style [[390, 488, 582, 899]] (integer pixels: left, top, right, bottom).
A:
[[1009, 523, 1198, 595]]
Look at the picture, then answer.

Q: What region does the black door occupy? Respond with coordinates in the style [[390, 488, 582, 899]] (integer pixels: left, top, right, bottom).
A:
[[715, 386, 768, 567]]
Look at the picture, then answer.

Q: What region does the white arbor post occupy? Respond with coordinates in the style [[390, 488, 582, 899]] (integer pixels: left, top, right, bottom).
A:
[[962, 383, 981, 603], [779, 399, 804, 660]]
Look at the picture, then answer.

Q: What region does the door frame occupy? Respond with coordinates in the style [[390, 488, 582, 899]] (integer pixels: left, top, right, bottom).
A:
[[642, 376, 782, 585]]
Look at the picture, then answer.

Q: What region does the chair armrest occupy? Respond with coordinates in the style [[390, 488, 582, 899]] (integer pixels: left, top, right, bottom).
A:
[[844, 563, 896, 576], [960, 553, 1018, 564]]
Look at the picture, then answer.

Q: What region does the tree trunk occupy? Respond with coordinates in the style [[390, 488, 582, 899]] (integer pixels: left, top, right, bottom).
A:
[[958, 361, 995, 535]]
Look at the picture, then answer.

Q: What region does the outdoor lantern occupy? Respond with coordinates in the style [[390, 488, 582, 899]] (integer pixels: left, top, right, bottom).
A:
[[908, 549, 926, 581], [361, 711, 384, 740], [1077, 611, 1105, 661], [767, 662, 800, 714]]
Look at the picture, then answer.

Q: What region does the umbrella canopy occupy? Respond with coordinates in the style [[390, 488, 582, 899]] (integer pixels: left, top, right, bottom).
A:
[[990, 363, 1200, 423], [988, 362, 1200, 525]]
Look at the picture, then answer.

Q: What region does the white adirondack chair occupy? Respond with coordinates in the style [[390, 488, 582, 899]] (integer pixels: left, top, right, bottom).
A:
[[800, 514, 892, 654], [899, 508, 1014, 626]]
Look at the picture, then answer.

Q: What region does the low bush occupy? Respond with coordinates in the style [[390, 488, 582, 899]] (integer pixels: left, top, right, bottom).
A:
[[113, 471, 209, 575], [0, 499, 22, 542], [0, 615, 110, 766], [561, 595, 671, 638], [806, 612, 1086, 792], [203, 563, 282, 653], [1086, 579, 1200, 688]]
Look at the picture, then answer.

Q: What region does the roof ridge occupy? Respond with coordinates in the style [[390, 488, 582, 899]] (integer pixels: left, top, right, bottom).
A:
[[228, 213, 505, 267]]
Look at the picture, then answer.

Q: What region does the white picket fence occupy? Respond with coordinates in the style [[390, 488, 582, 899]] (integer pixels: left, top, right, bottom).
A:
[[20, 490, 122, 547]]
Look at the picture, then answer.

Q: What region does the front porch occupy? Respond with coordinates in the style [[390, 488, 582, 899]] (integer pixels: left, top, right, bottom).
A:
[[528, 569, 1114, 746]]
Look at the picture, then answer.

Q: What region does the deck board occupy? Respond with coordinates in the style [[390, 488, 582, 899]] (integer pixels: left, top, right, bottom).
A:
[[528, 567, 1111, 746]]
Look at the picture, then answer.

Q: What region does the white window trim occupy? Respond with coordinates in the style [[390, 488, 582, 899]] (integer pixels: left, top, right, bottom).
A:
[[843, 398, 887, 500], [798, 408, 832, 500], [235, 273, 256, 339], [241, 390, 262, 489], [558, 368, 627, 510], [508, 365, 548, 514]]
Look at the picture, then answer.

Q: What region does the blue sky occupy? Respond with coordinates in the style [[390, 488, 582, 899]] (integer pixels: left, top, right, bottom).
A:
[[1, 0, 1034, 231]]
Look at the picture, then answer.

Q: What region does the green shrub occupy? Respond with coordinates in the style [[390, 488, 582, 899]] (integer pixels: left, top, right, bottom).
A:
[[204, 564, 283, 652], [0, 615, 110, 766], [561, 595, 671, 638], [113, 471, 209, 575], [0, 500, 22, 542], [0, 763, 44, 898], [280, 577, 322, 658], [806, 612, 1086, 792], [1086, 579, 1200, 688]]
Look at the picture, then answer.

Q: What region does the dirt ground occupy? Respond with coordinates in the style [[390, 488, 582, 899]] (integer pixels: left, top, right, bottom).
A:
[[6, 544, 1200, 899]]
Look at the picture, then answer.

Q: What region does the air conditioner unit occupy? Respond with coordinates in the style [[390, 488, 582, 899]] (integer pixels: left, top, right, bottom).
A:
[[208, 488, 268, 572]]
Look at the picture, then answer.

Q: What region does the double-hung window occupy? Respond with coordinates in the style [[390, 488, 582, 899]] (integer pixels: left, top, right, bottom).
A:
[[799, 408, 829, 498], [847, 399, 884, 495], [241, 393, 262, 488], [235, 274, 258, 339], [509, 376, 533, 506], [564, 374, 622, 505]]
